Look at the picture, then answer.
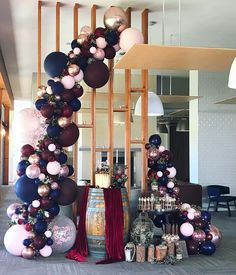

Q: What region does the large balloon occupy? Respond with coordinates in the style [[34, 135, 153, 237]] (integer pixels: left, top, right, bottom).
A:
[[56, 178, 78, 206], [44, 51, 68, 78], [84, 61, 110, 89], [192, 229, 206, 243], [4, 224, 29, 256], [209, 224, 222, 247], [103, 6, 127, 32], [119, 27, 144, 52], [58, 123, 79, 147], [49, 215, 76, 253], [149, 134, 162, 147], [186, 240, 199, 255], [200, 241, 216, 255], [15, 175, 40, 203]]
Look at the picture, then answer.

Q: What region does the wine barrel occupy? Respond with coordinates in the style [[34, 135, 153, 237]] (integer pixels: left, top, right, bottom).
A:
[[86, 188, 130, 258]]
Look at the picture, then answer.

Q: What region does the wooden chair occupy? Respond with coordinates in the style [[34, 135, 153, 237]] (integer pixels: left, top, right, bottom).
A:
[[207, 185, 236, 216]]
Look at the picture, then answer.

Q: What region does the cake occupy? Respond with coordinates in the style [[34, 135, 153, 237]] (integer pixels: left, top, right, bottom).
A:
[[95, 172, 111, 188]]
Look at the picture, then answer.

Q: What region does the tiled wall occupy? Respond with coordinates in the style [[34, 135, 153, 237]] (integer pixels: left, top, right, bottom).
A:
[[198, 71, 236, 195]]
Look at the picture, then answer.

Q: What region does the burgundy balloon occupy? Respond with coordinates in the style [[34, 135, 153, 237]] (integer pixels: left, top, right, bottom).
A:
[[84, 61, 110, 89], [21, 144, 35, 158], [61, 90, 75, 102], [43, 138, 53, 147], [58, 123, 79, 147], [104, 46, 116, 59], [94, 27, 106, 38], [206, 233, 213, 241], [61, 105, 73, 117], [33, 235, 46, 250], [186, 240, 199, 255], [160, 150, 172, 162], [194, 218, 207, 229], [40, 103, 54, 118], [40, 197, 53, 209], [28, 205, 38, 217], [72, 85, 84, 98], [56, 178, 78, 206], [192, 229, 206, 243], [41, 150, 53, 161]]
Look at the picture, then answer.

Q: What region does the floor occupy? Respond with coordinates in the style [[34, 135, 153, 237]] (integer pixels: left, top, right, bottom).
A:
[[0, 212, 236, 275]]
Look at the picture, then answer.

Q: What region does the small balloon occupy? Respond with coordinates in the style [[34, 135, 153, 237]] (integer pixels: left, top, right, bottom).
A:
[[21, 246, 35, 259], [58, 117, 71, 128], [192, 229, 206, 243], [68, 64, 80, 76], [208, 224, 222, 247], [180, 222, 194, 237], [40, 245, 52, 257], [38, 185, 50, 197]]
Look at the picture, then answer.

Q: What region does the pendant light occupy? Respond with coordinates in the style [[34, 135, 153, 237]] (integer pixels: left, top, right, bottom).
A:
[[176, 118, 189, 132], [228, 57, 236, 89], [134, 91, 164, 116]]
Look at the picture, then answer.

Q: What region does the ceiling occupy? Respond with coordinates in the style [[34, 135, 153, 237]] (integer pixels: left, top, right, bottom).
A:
[[0, 0, 236, 101]]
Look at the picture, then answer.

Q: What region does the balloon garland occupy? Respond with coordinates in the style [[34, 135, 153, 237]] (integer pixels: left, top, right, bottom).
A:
[[146, 134, 222, 256], [4, 6, 144, 259]]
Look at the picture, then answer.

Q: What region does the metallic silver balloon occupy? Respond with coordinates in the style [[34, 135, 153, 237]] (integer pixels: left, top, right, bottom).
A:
[[21, 247, 35, 259], [103, 6, 128, 32]]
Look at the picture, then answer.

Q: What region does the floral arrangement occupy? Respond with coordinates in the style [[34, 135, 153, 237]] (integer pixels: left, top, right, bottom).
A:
[[111, 164, 128, 188]]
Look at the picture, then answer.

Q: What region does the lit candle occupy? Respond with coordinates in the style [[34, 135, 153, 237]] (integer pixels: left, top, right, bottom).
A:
[[116, 149, 118, 163]]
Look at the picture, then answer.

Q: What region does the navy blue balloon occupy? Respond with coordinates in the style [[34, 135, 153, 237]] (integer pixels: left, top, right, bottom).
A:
[[75, 56, 88, 71], [34, 220, 47, 234], [15, 175, 40, 203], [158, 175, 169, 185], [36, 213, 44, 220], [46, 238, 54, 246], [47, 125, 61, 138], [69, 98, 81, 112], [67, 165, 74, 177], [105, 31, 119, 46], [15, 208, 21, 214], [57, 152, 68, 164], [47, 203, 60, 216], [35, 98, 47, 110], [153, 214, 166, 228], [44, 51, 68, 78], [34, 178, 41, 185], [201, 211, 211, 223], [47, 79, 54, 86], [157, 163, 167, 172], [149, 134, 162, 146], [39, 159, 47, 167], [50, 189, 60, 199], [51, 81, 64, 95], [17, 160, 29, 175], [23, 239, 31, 247], [200, 241, 216, 255], [71, 39, 79, 49]]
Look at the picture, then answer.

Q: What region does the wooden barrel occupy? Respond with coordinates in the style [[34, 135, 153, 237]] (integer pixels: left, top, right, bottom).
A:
[[86, 188, 130, 258]]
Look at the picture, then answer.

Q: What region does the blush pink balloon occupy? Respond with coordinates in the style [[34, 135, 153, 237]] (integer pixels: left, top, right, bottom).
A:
[[93, 48, 105, 60], [74, 70, 84, 82], [119, 27, 144, 52], [4, 224, 29, 256], [113, 44, 120, 52], [28, 154, 40, 164], [180, 222, 194, 237], [96, 37, 107, 49], [166, 167, 177, 178], [7, 203, 22, 218], [46, 161, 61, 175], [39, 245, 52, 257], [26, 164, 41, 179], [61, 75, 75, 89]]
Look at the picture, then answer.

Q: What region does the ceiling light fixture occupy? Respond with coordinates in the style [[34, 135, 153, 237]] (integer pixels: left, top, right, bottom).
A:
[[176, 118, 189, 132], [134, 91, 164, 116], [228, 57, 236, 89]]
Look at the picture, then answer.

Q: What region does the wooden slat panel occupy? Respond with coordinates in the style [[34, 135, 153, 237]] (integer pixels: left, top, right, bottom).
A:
[[56, 2, 61, 51], [3, 106, 9, 185], [73, 4, 79, 39], [108, 59, 114, 166], [114, 44, 236, 70]]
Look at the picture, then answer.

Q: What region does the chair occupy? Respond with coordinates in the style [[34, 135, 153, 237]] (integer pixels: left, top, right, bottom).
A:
[[207, 185, 236, 216]]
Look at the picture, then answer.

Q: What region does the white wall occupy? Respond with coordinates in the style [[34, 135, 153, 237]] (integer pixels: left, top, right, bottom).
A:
[[198, 71, 236, 195]]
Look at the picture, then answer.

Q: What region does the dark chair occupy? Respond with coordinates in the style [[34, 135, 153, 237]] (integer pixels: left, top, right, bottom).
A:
[[207, 185, 236, 216]]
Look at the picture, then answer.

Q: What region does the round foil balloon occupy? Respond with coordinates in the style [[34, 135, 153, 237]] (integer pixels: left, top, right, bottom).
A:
[[49, 215, 76, 253], [192, 229, 206, 243], [209, 224, 222, 247], [22, 247, 35, 259], [103, 6, 127, 32]]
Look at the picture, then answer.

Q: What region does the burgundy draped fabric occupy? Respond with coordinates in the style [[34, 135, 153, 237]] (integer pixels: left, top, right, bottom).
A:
[[66, 186, 89, 262], [96, 188, 125, 264], [66, 187, 125, 264]]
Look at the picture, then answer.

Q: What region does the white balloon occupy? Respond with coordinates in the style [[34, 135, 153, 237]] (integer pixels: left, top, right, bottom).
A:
[[46, 161, 61, 175], [32, 200, 40, 208], [181, 203, 191, 211], [166, 167, 177, 178], [187, 208, 196, 214], [40, 245, 52, 257], [61, 75, 75, 89], [158, 146, 165, 153], [48, 144, 56, 152], [180, 222, 194, 237], [157, 171, 163, 177], [45, 230, 52, 238], [4, 224, 29, 256], [167, 181, 174, 189], [187, 212, 195, 220]]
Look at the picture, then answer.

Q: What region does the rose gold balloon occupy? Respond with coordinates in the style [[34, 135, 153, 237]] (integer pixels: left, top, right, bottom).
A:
[[148, 147, 160, 160], [38, 185, 50, 197], [37, 85, 46, 97], [192, 229, 206, 242], [59, 165, 69, 177], [80, 25, 92, 36], [103, 6, 128, 31], [22, 247, 35, 259], [28, 154, 40, 164], [28, 232, 35, 239], [209, 224, 222, 247], [194, 210, 201, 219], [173, 186, 180, 195], [68, 64, 80, 76], [58, 117, 71, 128], [77, 33, 87, 45]]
